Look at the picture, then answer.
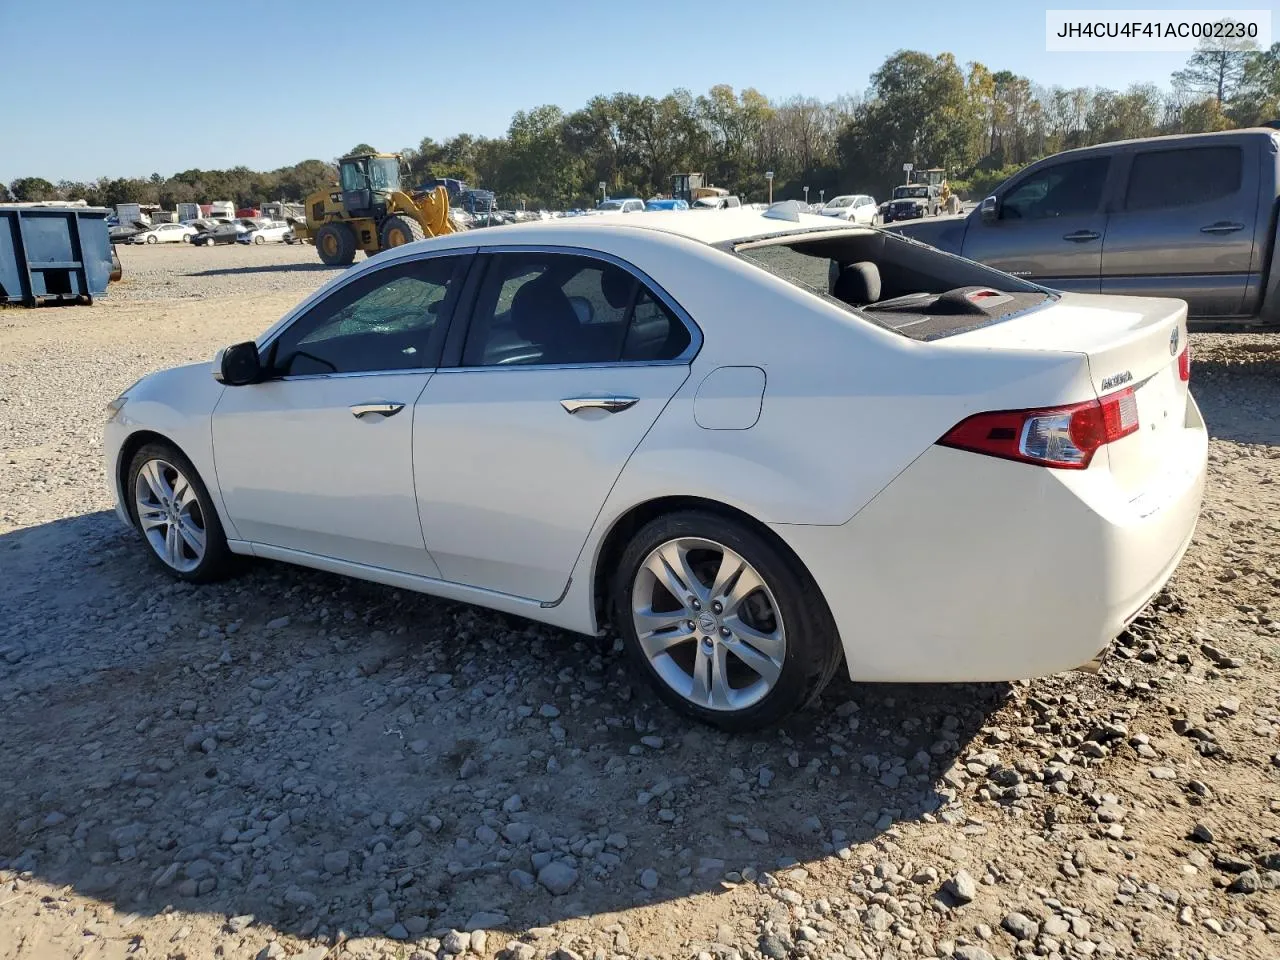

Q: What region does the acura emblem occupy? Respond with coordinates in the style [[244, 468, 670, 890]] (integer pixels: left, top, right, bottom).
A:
[[1169, 328, 1180, 355]]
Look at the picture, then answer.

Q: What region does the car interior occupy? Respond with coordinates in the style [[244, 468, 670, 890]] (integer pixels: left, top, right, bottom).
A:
[[736, 229, 1054, 340], [462, 255, 690, 366]]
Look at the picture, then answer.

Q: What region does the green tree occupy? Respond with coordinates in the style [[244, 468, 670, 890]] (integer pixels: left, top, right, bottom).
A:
[[1173, 31, 1257, 104], [9, 177, 58, 201], [0, 182, 11, 202]]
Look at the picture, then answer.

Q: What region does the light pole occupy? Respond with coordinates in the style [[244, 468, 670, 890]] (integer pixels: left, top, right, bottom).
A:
[[765, 170, 774, 204], [820, 189, 825, 204], [599, 181, 607, 203], [803, 186, 809, 206]]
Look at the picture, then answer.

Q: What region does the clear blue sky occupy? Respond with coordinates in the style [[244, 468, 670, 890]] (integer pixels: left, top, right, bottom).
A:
[[0, 0, 1224, 182]]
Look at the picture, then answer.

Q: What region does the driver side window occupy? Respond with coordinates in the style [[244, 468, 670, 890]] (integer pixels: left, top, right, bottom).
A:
[[1000, 157, 1110, 221], [269, 257, 462, 377]]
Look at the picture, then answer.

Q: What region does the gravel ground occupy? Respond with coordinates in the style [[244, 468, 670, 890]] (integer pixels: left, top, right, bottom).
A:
[[1, 245, 1278, 960]]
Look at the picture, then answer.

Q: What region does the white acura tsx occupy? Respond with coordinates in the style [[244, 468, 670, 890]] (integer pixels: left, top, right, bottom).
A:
[[104, 204, 1208, 729]]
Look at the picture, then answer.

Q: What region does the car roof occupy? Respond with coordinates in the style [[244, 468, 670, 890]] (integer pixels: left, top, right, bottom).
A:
[[422, 208, 858, 250]]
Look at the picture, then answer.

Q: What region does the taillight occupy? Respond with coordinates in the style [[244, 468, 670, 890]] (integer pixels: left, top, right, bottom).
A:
[[1177, 344, 1190, 382], [939, 388, 1140, 469]]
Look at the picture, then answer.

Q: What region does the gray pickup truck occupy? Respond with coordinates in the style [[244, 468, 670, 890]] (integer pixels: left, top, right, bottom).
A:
[[885, 128, 1280, 328]]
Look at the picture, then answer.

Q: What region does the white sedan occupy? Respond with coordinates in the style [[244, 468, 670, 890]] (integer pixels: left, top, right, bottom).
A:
[[130, 223, 198, 244], [238, 220, 293, 244], [103, 207, 1207, 729], [819, 194, 877, 224]]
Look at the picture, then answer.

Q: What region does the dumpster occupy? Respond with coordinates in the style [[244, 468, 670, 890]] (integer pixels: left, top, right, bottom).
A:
[[0, 204, 114, 306]]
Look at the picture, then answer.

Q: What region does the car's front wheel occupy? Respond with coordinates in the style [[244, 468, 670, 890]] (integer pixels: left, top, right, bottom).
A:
[[146, 235, 157, 244], [613, 510, 841, 730], [127, 443, 235, 583]]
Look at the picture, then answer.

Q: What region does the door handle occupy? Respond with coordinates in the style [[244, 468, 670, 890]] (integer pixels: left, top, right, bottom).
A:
[[560, 396, 639, 415], [1200, 221, 1244, 234], [1062, 230, 1100, 242], [350, 402, 404, 419]]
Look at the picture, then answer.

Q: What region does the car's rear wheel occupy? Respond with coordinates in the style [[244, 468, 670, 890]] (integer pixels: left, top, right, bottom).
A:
[[127, 443, 235, 583], [614, 510, 841, 730]]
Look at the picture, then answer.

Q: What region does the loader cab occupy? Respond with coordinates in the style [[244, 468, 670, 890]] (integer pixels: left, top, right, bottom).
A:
[[338, 154, 402, 218]]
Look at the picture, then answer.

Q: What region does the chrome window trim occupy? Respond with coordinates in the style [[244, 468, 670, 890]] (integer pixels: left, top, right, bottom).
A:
[[276, 367, 437, 383], [454, 242, 703, 369], [255, 245, 480, 354]]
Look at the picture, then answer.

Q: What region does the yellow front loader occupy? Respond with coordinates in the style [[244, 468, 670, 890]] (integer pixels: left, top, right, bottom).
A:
[[292, 153, 460, 266]]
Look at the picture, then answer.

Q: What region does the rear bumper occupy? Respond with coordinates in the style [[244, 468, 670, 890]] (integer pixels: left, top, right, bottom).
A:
[[771, 396, 1208, 683]]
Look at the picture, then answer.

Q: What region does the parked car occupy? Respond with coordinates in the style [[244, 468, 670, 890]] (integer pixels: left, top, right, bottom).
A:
[[109, 221, 148, 244], [130, 223, 198, 244], [691, 195, 742, 209], [645, 198, 691, 211], [819, 194, 877, 224], [882, 184, 939, 222], [596, 198, 646, 213], [191, 222, 245, 246], [886, 128, 1280, 327], [238, 221, 293, 245], [104, 209, 1206, 729]]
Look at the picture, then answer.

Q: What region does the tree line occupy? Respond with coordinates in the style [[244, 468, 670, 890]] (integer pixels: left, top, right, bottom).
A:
[[4, 42, 1277, 211]]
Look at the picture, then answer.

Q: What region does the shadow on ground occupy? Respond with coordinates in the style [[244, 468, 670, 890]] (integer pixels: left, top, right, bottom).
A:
[[189, 262, 355, 278], [0, 512, 1006, 941], [1192, 346, 1280, 446]]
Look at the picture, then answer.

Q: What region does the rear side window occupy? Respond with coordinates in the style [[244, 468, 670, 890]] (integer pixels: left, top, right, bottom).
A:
[[1124, 146, 1243, 211], [462, 252, 692, 366]]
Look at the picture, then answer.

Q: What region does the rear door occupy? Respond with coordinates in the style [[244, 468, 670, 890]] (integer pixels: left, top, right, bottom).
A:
[[412, 249, 696, 602], [1100, 141, 1259, 317], [961, 155, 1113, 292]]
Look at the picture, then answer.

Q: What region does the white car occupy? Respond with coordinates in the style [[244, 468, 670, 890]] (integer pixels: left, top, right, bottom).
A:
[[820, 194, 877, 224], [130, 223, 198, 244], [238, 221, 293, 245], [104, 208, 1207, 729]]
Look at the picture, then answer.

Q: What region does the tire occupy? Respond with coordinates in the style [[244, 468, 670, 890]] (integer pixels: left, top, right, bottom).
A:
[[613, 510, 841, 731], [126, 442, 236, 583], [379, 213, 425, 250], [146, 235, 157, 244], [315, 222, 357, 266], [182, 234, 191, 243], [254, 235, 265, 244]]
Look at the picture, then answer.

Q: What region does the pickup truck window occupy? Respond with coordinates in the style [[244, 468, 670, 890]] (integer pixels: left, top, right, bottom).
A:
[[1124, 146, 1243, 211], [1001, 157, 1109, 220]]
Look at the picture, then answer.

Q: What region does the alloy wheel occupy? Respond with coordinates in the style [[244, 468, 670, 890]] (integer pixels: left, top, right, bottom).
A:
[[631, 537, 786, 711], [133, 459, 207, 573]]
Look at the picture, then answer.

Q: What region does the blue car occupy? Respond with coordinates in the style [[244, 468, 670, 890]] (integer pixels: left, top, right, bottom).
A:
[[644, 198, 690, 211]]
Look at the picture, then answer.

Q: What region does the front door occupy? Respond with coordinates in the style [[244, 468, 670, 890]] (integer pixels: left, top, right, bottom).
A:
[[962, 155, 1112, 293], [213, 254, 465, 575], [414, 250, 695, 601]]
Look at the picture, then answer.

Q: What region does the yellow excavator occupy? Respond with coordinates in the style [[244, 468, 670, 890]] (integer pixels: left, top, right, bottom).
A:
[[292, 152, 460, 265]]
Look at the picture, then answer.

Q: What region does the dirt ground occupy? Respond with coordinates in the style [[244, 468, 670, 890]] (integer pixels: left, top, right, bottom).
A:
[[1, 243, 1277, 960]]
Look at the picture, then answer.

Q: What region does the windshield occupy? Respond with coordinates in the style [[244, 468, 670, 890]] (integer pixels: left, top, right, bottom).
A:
[[894, 186, 929, 199], [369, 157, 400, 191], [597, 200, 624, 211], [824, 197, 854, 208], [693, 198, 719, 208]]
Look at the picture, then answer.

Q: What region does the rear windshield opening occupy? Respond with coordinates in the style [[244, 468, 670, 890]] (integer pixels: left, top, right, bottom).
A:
[[733, 230, 1054, 341]]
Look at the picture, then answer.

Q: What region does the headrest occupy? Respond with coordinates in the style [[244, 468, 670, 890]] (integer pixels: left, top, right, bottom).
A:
[[832, 261, 881, 306], [601, 267, 637, 309], [512, 277, 579, 349]]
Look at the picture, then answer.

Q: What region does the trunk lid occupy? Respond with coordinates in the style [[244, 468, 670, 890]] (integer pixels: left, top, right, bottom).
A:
[[947, 293, 1190, 495]]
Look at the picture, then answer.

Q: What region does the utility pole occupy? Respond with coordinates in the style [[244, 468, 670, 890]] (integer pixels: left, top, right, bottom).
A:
[[765, 171, 774, 204]]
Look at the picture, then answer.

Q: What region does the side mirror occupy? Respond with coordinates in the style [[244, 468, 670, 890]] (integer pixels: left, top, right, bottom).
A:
[[980, 195, 999, 223], [214, 341, 263, 386]]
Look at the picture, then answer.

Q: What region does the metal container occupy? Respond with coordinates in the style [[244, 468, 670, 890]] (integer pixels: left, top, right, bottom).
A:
[[0, 204, 114, 306]]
